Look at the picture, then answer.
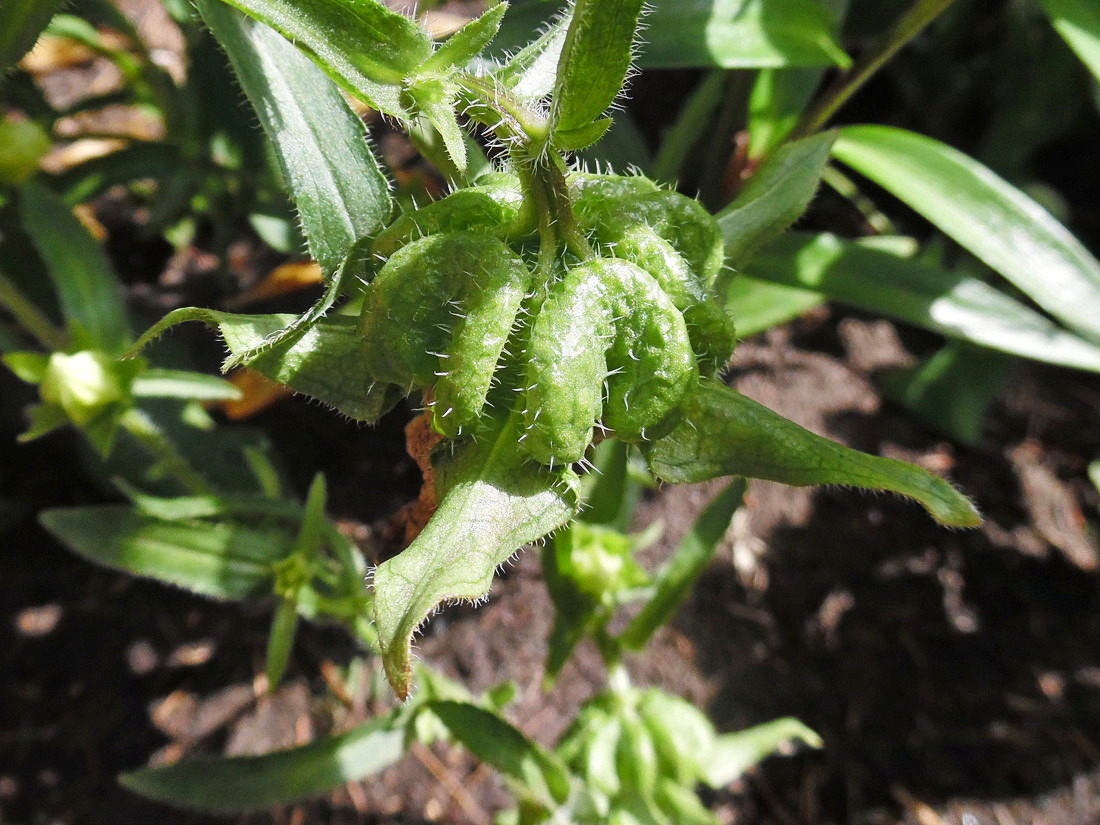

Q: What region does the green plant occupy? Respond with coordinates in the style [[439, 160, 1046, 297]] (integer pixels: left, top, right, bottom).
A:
[[5, 0, 1100, 820]]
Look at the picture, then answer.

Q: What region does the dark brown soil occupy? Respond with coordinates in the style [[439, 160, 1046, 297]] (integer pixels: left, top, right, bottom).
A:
[[4, 304, 1100, 825]]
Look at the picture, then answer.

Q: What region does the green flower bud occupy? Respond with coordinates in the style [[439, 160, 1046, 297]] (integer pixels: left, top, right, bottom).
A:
[[40, 351, 125, 425]]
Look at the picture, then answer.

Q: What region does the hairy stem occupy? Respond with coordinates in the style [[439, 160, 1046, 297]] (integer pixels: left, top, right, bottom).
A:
[[793, 0, 960, 137]]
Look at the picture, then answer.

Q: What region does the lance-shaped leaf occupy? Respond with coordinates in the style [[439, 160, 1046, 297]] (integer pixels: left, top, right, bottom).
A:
[[429, 701, 572, 809], [551, 0, 645, 141], [197, 0, 392, 277], [0, 0, 66, 72], [373, 411, 580, 699], [1036, 0, 1100, 82], [718, 132, 835, 269], [126, 310, 399, 422], [18, 181, 130, 354], [746, 232, 1100, 373], [212, 0, 432, 119], [421, 3, 508, 74], [619, 478, 745, 651], [642, 380, 980, 527], [39, 506, 292, 599], [832, 125, 1100, 345], [131, 369, 242, 401], [120, 715, 405, 812]]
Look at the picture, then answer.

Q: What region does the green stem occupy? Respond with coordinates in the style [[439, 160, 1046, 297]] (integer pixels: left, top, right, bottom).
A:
[[0, 271, 69, 351], [793, 0, 960, 137], [119, 408, 215, 496]]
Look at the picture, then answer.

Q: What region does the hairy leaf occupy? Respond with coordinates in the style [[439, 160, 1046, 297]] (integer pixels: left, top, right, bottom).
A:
[[491, 9, 571, 102], [747, 232, 1100, 373], [643, 380, 980, 527], [213, 0, 432, 118], [373, 411, 580, 698], [421, 3, 508, 73], [120, 716, 405, 812], [833, 126, 1100, 345], [127, 310, 399, 422], [198, 0, 392, 277], [429, 701, 572, 808], [551, 0, 645, 139], [718, 132, 835, 268], [39, 506, 290, 599]]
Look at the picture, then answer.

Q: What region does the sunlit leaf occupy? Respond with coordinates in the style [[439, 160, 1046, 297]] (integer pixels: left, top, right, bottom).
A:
[[551, 0, 645, 141], [373, 410, 580, 698], [746, 232, 1100, 373], [833, 125, 1100, 345], [39, 506, 291, 599], [703, 717, 822, 788], [642, 380, 981, 527], [1036, 0, 1100, 82]]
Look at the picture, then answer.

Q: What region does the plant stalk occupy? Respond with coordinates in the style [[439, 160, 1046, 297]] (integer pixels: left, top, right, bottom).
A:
[[119, 407, 215, 496], [0, 271, 69, 351], [793, 0, 960, 138]]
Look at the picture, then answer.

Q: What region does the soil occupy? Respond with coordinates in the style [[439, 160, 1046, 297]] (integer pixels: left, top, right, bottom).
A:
[[4, 3, 1100, 824], [4, 304, 1100, 825]]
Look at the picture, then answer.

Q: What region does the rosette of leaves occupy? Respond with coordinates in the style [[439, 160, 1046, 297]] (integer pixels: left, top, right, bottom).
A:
[[125, 0, 979, 698]]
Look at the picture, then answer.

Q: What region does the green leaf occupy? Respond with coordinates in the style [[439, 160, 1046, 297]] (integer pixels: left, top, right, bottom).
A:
[[421, 3, 508, 73], [642, 380, 981, 527], [551, 0, 645, 138], [127, 310, 400, 423], [119, 715, 405, 812], [832, 125, 1100, 345], [703, 717, 822, 788], [490, 8, 571, 102], [880, 343, 1012, 446], [0, 0, 66, 72], [428, 700, 572, 808], [641, 0, 850, 69], [265, 598, 300, 691], [2, 350, 49, 383], [18, 181, 130, 354], [718, 132, 835, 268], [131, 369, 242, 401], [746, 67, 825, 159], [1036, 0, 1100, 82], [211, 0, 433, 119], [724, 276, 823, 338], [39, 506, 292, 599], [619, 479, 744, 651], [747, 232, 1100, 373], [373, 410, 580, 699], [197, 0, 392, 277]]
